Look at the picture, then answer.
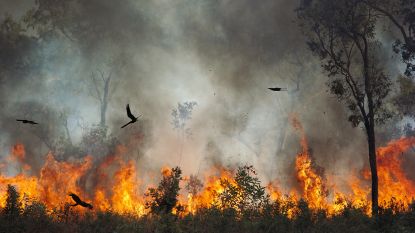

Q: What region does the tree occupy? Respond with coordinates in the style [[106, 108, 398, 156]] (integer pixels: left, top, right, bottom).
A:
[[145, 167, 182, 214], [171, 102, 197, 164], [4, 185, 22, 220], [362, 0, 415, 77], [0, 15, 42, 109], [79, 124, 118, 159], [24, 0, 124, 128], [89, 68, 114, 127], [297, 0, 393, 216], [185, 175, 203, 197], [217, 166, 269, 215]]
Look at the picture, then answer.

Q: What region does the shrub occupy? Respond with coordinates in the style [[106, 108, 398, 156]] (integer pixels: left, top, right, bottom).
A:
[[146, 167, 182, 215]]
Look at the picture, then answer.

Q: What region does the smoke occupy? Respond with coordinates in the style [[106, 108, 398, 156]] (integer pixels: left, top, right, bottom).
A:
[[0, 0, 406, 194]]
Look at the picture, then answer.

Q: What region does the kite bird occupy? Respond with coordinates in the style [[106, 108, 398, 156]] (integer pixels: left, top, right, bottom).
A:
[[121, 104, 141, 128], [69, 193, 93, 209], [268, 87, 288, 92], [16, 119, 39, 124]]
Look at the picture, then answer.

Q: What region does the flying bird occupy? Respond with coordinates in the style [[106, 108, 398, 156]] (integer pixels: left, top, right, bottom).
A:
[[268, 87, 288, 92], [16, 119, 39, 124], [68, 193, 93, 209], [121, 104, 141, 128]]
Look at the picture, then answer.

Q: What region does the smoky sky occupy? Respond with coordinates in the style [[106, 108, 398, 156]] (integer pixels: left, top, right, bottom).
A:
[[0, 0, 408, 192]]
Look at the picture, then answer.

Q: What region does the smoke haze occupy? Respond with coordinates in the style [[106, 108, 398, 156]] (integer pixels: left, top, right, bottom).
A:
[[0, 0, 407, 193]]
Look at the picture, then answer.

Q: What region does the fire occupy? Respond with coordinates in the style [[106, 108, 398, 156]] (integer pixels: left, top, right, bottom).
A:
[[11, 144, 25, 163], [290, 114, 328, 210], [8, 143, 30, 171], [295, 152, 328, 210], [0, 174, 38, 209], [184, 168, 234, 213], [373, 137, 415, 209], [348, 175, 370, 211], [111, 160, 145, 215], [38, 152, 93, 208], [0, 119, 414, 218]]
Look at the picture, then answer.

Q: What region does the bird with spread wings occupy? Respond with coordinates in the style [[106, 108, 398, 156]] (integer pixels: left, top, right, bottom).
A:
[[121, 104, 141, 128], [68, 193, 93, 209], [16, 119, 39, 124], [268, 87, 288, 91]]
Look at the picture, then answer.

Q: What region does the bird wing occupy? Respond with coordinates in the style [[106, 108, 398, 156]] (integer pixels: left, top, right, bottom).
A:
[[121, 121, 132, 128], [69, 193, 82, 204], [80, 201, 93, 208], [126, 104, 136, 120]]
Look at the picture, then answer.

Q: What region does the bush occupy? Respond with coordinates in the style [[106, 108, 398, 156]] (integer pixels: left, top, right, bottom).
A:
[[146, 167, 182, 215], [217, 165, 269, 218]]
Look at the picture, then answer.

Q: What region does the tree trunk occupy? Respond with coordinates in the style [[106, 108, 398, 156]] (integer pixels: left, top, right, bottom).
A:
[[367, 123, 378, 216], [100, 102, 107, 127], [100, 76, 111, 127], [361, 34, 379, 216]]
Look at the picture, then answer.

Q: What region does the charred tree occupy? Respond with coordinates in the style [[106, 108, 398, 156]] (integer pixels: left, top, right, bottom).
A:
[[297, 0, 392, 216], [90, 69, 115, 128]]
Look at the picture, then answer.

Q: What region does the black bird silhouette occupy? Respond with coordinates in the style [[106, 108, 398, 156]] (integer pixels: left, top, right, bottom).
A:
[[121, 104, 140, 128], [69, 193, 93, 209], [16, 119, 39, 124], [268, 87, 288, 91]]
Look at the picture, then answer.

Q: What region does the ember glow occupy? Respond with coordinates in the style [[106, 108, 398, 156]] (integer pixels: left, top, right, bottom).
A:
[[1, 117, 415, 217]]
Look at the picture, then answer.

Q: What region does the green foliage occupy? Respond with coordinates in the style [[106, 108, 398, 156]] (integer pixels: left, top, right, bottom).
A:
[[381, 0, 415, 77], [217, 165, 269, 216], [297, 0, 392, 128], [146, 167, 182, 215]]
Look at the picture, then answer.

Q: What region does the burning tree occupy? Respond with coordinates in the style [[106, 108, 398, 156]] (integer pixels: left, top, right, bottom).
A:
[[297, 0, 393, 216], [145, 167, 182, 215]]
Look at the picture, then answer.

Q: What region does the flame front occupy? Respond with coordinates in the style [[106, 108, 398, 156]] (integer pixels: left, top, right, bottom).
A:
[[1, 119, 415, 217]]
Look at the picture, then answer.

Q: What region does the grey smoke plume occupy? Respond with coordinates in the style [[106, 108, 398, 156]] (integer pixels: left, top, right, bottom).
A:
[[0, 0, 408, 194]]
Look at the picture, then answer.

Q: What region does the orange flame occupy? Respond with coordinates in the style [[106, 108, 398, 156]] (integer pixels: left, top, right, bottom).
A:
[[374, 137, 415, 209], [0, 123, 414, 218], [291, 114, 328, 210]]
